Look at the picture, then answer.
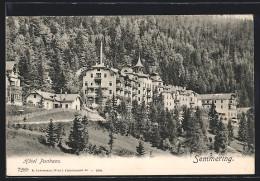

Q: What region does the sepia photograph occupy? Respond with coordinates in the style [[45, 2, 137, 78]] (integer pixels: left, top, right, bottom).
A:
[[5, 14, 255, 175]]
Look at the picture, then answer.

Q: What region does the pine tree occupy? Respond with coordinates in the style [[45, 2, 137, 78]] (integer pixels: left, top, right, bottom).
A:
[[246, 108, 255, 155], [55, 122, 63, 144], [66, 115, 87, 155], [214, 121, 228, 154], [208, 102, 219, 134], [151, 126, 161, 148], [108, 131, 116, 154], [136, 140, 146, 157], [46, 119, 57, 147], [227, 119, 234, 142], [82, 115, 89, 149], [238, 112, 247, 142]]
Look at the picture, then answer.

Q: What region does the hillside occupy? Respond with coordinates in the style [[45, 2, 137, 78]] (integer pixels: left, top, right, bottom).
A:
[[6, 124, 171, 157], [6, 15, 254, 107]]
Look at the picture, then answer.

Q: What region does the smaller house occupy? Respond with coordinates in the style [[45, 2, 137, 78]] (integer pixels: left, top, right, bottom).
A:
[[6, 61, 22, 106], [26, 90, 81, 110]]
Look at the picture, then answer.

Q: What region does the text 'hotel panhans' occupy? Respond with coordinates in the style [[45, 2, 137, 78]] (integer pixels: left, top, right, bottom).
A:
[[82, 43, 238, 123]]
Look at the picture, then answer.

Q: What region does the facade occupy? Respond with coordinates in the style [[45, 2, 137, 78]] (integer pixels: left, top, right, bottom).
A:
[[82, 43, 200, 111], [199, 93, 238, 123], [26, 90, 81, 110], [6, 61, 23, 106]]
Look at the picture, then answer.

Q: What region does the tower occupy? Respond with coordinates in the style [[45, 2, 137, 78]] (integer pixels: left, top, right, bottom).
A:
[[134, 53, 144, 73]]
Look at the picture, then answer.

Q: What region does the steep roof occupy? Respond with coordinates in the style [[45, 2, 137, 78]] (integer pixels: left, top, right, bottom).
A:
[[134, 55, 144, 67], [6, 61, 15, 71], [237, 107, 251, 114], [199, 93, 236, 100], [27, 90, 80, 102], [34, 90, 55, 100], [55, 94, 80, 102]]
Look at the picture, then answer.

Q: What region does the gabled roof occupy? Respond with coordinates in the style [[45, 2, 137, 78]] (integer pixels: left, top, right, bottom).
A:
[[6, 61, 15, 71], [27, 90, 80, 103], [237, 107, 251, 114], [55, 94, 80, 102], [199, 93, 236, 100], [33, 90, 55, 101]]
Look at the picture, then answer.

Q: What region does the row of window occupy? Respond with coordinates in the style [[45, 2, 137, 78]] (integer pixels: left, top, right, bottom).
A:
[[203, 100, 224, 104]]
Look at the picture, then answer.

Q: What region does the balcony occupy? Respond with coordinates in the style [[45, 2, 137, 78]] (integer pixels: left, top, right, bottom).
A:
[[116, 86, 121, 90], [116, 77, 121, 82], [147, 87, 151, 91], [147, 94, 151, 98], [94, 76, 101, 81], [132, 85, 138, 90]]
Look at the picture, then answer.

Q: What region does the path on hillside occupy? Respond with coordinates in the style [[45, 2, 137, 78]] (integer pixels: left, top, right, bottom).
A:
[[8, 106, 106, 124]]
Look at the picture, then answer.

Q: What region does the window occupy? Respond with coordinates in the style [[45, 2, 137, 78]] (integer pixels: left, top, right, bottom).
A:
[[109, 81, 112, 86], [91, 74, 93, 78], [231, 112, 233, 116], [215, 100, 216, 103], [221, 100, 223, 103], [221, 105, 223, 109], [91, 83, 93, 86], [65, 104, 68, 108], [96, 73, 101, 77], [34, 94, 36, 98], [85, 90, 87, 94], [85, 81, 88, 86], [97, 68, 100, 71], [138, 90, 140, 94], [104, 73, 107, 78], [139, 84, 140, 87], [109, 90, 112, 94], [138, 97, 140, 101]]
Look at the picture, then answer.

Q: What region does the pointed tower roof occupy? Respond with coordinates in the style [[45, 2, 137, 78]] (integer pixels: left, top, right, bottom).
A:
[[134, 53, 144, 67]]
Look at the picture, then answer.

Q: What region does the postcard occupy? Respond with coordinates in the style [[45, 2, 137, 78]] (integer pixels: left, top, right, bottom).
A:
[[6, 14, 254, 176]]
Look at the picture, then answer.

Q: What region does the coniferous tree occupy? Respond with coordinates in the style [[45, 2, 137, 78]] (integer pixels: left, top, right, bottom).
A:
[[208, 102, 219, 134], [227, 119, 234, 142], [136, 140, 146, 156], [55, 122, 63, 144], [82, 115, 89, 149], [46, 119, 57, 147], [214, 121, 228, 154], [151, 126, 161, 148], [238, 112, 247, 142], [108, 131, 116, 154], [66, 115, 88, 155]]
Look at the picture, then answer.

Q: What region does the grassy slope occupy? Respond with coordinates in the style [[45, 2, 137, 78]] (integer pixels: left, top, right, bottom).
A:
[[6, 105, 46, 116], [6, 124, 171, 157], [6, 129, 68, 156], [25, 111, 77, 122]]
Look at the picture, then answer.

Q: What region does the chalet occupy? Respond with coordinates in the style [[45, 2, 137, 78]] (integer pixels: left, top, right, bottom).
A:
[[26, 90, 81, 110]]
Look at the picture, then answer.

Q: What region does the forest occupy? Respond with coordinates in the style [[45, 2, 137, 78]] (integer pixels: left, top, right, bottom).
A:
[[6, 15, 254, 107]]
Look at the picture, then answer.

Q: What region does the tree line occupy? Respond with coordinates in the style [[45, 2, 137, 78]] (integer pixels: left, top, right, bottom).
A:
[[6, 15, 254, 107]]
